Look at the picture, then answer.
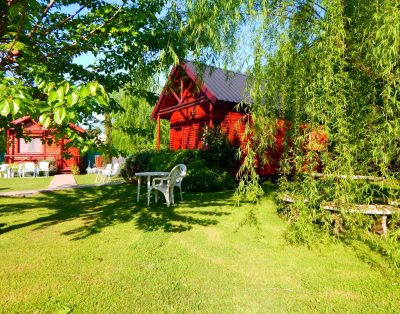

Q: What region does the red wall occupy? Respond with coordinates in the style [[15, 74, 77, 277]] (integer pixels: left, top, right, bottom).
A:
[[5, 119, 81, 172]]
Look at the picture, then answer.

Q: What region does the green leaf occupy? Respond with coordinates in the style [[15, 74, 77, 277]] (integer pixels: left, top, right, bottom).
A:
[[81, 146, 89, 154], [79, 86, 89, 98], [48, 90, 58, 103], [54, 107, 67, 124], [99, 85, 109, 101], [71, 92, 79, 105], [38, 81, 46, 89], [89, 81, 98, 96], [0, 100, 10, 116], [57, 86, 65, 103], [16, 92, 26, 100], [64, 82, 71, 94], [11, 99, 21, 114], [46, 82, 56, 93], [39, 114, 51, 128]]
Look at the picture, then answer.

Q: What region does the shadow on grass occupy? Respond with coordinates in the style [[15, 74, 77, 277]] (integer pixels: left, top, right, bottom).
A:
[[0, 184, 236, 239]]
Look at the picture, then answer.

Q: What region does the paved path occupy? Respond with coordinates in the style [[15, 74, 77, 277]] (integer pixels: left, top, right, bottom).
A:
[[48, 174, 77, 189]]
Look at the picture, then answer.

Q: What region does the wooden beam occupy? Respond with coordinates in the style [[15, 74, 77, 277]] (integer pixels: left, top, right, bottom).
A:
[[209, 103, 213, 128], [159, 96, 208, 116], [156, 115, 161, 151], [180, 79, 184, 103], [169, 87, 181, 103], [181, 81, 193, 103]]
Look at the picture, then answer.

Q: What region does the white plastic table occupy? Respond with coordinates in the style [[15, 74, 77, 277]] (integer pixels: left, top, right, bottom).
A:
[[135, 171, 170, 202]]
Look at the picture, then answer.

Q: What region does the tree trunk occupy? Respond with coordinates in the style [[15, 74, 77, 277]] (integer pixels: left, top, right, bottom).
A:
[[104, 112, 112, 165]]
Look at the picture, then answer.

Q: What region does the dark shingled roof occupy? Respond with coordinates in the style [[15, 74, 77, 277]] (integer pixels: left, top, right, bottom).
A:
[[183, 61, 247, 103]]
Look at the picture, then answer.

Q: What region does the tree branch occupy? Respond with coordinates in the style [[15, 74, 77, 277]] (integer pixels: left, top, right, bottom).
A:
[[27, 0, 57, 38], [6, 1, 27, 57], [42, 5, 86, 36], [49, 1, 127, 57]]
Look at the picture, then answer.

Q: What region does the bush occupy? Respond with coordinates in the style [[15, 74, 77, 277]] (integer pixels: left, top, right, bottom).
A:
[[121, 129, 238, 192], [71, 165, 80, 175]]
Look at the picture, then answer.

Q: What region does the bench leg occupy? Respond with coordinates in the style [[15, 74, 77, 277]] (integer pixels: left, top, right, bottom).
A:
[[382, 215, 387, 236]]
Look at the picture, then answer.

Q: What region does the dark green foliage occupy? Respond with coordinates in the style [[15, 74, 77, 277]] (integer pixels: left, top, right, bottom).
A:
[[121, 149, 237, 192], [121, 127, 238, 192]]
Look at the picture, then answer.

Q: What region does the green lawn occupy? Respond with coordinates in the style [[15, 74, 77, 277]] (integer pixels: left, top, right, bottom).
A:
[[0, 176, 53, 192], [0, 174, 123, 193], [0, 184, 399, 313], [74, 174, 124, 186]]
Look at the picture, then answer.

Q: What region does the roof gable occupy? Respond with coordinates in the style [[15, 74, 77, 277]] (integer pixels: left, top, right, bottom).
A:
[[151, 61, 247, 119], [11, 116, 85, 134]]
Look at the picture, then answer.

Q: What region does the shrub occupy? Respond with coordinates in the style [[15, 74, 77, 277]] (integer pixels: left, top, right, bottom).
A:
[[71, 165, 80, 175], [121, 129, 238, 192]]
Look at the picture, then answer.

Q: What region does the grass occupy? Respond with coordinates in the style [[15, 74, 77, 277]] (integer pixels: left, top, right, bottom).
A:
[[0, 176, 53, 192], [0, 174, 123, 193], [0, 183, 399, 313], [74, 174, 124, 186]]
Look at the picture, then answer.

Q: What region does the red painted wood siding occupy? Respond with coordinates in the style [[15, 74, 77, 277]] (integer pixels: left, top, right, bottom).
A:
[[5, 118, 82, 172]]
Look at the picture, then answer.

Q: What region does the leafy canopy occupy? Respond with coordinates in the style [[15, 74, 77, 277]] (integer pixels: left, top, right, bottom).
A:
[[0, 0, 204, 149]]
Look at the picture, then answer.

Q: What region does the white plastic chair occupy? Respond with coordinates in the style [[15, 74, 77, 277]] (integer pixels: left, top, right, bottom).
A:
[[37, 161, 50, 176], [174, 164, 187, 201], [101, 163, 120, 183], [148, 165, 182, 207], [0, 164, 9, 178], [22, 162, 37, 177], [95, 163, 112, 183], [16, 164, 24, 177], [105, 163, 120, 183]]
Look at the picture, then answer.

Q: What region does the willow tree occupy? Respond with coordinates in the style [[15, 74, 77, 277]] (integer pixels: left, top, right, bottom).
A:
[[183, 0, 400, 265], [110, 86, 169, 154]]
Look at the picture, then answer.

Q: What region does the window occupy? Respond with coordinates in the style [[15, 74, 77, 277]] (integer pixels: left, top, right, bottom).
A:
[[19, 138, 43, 153]]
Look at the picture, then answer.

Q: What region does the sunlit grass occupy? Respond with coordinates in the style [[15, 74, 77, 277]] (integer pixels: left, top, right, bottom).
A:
[[74, 174, 125, 186], [0, 176, 53, 192], [0, 184, 399, 312]]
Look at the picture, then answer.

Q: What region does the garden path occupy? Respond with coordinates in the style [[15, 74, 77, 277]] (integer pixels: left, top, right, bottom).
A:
[[48, 174, 77, 189]]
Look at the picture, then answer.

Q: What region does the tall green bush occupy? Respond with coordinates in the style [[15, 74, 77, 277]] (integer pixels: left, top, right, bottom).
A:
[[121, 128, 238, 192]]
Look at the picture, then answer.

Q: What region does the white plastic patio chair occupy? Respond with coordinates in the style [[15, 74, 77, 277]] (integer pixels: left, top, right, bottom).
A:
[[37, 161, 50, 177], [174, 164, 187, 201], [148, 164, 182, 207], [95, 163, 112, 183], [22, 162, 37, 177], [0, 164, 9, 178], [104, 163, 120, 183], [16, 163, 24, 177]]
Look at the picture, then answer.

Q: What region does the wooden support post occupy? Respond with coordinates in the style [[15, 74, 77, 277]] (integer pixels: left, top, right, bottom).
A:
[[11, 132, 15, 159], [156, 115, 161, 151], [209, 103, 213, 128], [180, 79, 184, 103]]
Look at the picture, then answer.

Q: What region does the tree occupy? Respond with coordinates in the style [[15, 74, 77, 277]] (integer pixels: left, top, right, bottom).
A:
[[110, 87, 169, 154], [181, 0, 400, 266], [0, 0, 203, 151]]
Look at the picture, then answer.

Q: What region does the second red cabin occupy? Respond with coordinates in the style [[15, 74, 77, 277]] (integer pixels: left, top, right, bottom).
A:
[[5, 116, 84, 173]]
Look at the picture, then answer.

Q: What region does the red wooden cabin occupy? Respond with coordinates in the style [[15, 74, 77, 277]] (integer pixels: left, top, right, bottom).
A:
[[5, 116, 84, 173], [151, 61, 327, 175], [151, 61, 282, 175], [151, 61, 247, 150]]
